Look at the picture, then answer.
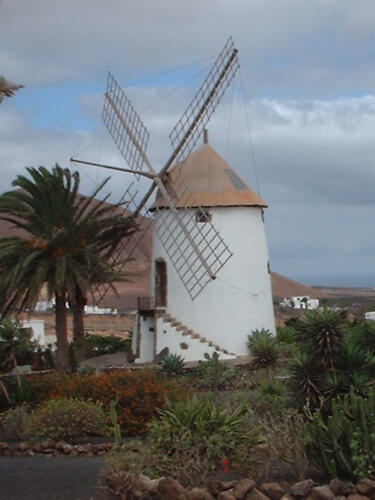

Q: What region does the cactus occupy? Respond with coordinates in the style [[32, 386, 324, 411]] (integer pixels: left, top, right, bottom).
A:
[[109, 395, 122, 445], [307, 389, 375, 480]]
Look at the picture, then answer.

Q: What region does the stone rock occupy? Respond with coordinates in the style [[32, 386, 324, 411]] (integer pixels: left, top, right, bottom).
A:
[[218, 490, 236, 500], [157, 477, 188, 499], [219, 481, 239, 491], [187, 487, 215, 500], [69, 449, 79, 457], [62, 443, 73, 454], [291, 480, 315, 498], [330, 479, 354, 496], [55, 441, 65, 451], [154, 347, 169, 364], [246, 487, 271, 500], [233, 479, 255, 499], [17, 442, 28, 452], [260, 483, 285, 500], [42, 448, 54, 454], [311, 485, 334, 500], [347, 495, 371, 500], [356, 479, 375, 497], [333, 496, 347, 500]]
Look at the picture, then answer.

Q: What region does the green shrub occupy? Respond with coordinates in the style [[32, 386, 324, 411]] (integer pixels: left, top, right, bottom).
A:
[[105, 395, 260, 487], [277, 326, 297, 344], [162, 354, 184, 375], [149, 395, 260, 469], [0, 404, 30, 440], [85, 334, 131, 358], [248, 329, 279, 375], [14, 370, 186, 436], [196, 352, 235, 390], [307, 389, 375, 480], [25, 398, 108, 442]]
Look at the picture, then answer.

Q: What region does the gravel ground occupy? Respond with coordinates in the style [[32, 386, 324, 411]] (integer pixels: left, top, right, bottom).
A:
[[0, 456, 106, 500]]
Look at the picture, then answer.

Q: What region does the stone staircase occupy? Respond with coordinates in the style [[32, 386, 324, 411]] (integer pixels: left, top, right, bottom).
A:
[[158, 312, 236, 357]]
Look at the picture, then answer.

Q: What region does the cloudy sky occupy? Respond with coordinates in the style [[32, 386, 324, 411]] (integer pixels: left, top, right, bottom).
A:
[[1, 0, 375, 287]]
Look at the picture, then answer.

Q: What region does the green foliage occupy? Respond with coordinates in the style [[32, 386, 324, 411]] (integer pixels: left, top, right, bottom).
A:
[[78, 364, 95, 375], [288, 310, 375, 412], [276, 326, 297, 344], [25, 398, 108, 442], [109, 395, 122, 445], [162, 354, 185, 375], [347, 320, 375, 354], [0, 404, 30, 440], [248, 329, 279, 374], [0, 165, 136, 371], [145, 394, 260, 485], [296, 309, 346, 371], [307, 390, 375, 480], [0, 318, 36, 374], [84, 334, 131, 358], [196, 351, 234, 390]]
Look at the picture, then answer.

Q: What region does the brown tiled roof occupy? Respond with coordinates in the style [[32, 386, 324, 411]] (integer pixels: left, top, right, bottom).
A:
[[153, 143, 267, 209]]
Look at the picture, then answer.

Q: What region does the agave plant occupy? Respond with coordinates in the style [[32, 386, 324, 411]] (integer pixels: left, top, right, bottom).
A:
[[161, 354, 185, 375]]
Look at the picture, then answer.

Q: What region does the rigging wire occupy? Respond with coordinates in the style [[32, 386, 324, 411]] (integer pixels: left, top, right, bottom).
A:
[[124, 55, 215, 88], [140, 68, 206, 113], [238, 68, 261, 197]]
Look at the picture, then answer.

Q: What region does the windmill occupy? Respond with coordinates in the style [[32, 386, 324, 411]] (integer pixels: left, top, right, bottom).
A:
[[72, 38, 276, 362], [72, 37, 240, 303]]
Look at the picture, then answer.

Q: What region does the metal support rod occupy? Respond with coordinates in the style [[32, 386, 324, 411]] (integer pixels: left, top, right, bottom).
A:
[[135, 48, 238, 214], [70, 158, 156, 180]]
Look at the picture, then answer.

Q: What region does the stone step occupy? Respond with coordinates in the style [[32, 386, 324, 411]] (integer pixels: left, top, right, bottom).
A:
[[159, 313, 233, 357]]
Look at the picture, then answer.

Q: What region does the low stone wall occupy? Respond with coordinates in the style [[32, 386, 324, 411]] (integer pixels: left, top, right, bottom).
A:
[[0, 440, 117, 457], [105, 475, 375, 500]]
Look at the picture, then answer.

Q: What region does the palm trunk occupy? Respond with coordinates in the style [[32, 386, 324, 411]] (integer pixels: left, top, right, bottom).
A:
[[55, 291, 70, 372], [71, 287, 87, 362]]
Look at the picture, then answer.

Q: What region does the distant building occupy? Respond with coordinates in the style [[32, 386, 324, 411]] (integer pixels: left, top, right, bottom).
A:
[[281, 296, 319, 310], [21, 319, 46, 346], [84, 305, 118, 315]]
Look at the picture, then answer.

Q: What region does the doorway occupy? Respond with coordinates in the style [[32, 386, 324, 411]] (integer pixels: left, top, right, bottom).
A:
[[155, 259, 167, 307]]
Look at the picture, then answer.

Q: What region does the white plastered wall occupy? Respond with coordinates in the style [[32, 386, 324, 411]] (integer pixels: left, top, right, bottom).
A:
[[152, 206, 275, 358], [134, 315, 155, 363]]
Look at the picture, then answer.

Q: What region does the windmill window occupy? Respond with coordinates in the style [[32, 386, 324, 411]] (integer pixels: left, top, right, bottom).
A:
[[195, 209, 212, 223]]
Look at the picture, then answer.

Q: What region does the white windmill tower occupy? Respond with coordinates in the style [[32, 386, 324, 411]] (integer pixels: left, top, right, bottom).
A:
[[72, 38, 275, 362]]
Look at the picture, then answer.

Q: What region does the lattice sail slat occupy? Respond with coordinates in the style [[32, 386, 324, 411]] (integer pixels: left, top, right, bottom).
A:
[[102, 72, 150, 173], [168, 37, 239, 166]]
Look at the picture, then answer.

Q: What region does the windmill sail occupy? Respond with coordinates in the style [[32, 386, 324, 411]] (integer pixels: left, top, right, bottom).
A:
[[89, 38, 240, 303]]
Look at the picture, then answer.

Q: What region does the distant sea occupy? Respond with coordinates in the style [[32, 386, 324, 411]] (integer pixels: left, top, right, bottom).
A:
[[295, 275, 375, 289]]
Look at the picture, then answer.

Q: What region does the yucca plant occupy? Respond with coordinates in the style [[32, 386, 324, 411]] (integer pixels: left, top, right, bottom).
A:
[[296, 309, 346, 371], [248, 328, 279, 377], [288, 350, 323, 411]]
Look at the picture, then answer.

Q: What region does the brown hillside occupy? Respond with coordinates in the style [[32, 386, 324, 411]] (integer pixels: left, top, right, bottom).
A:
[[1, 199, 370, 308]]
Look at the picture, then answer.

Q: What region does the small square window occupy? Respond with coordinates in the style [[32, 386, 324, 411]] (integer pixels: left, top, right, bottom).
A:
[[195, 209, 212, 223]]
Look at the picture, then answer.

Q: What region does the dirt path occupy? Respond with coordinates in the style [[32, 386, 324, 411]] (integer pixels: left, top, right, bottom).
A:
[[0, 456, 106, 500]]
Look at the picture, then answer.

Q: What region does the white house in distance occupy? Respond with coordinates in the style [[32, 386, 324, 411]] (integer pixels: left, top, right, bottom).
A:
[[280, 296, 319, 310], [132, 138, 276, 362]]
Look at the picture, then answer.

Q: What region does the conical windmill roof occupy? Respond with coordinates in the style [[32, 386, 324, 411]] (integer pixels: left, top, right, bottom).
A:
[[153, 143, 267, 209]]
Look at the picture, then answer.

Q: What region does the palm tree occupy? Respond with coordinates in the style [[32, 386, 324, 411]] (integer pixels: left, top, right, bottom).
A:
[[0, 166, 136, 371]]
